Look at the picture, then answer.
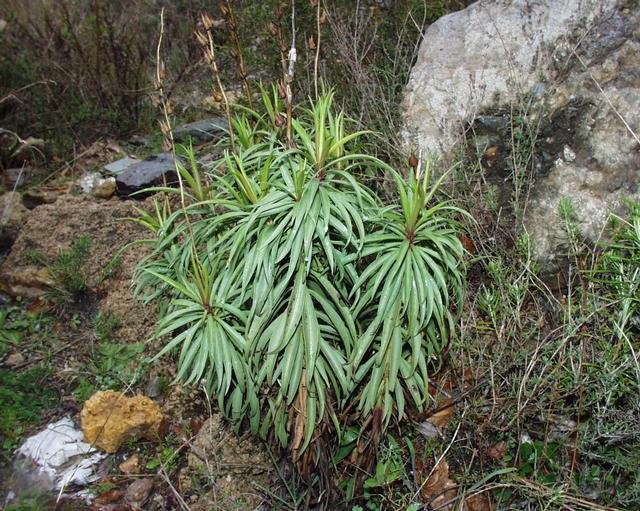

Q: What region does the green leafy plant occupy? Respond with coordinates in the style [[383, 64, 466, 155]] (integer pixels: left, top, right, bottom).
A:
[[44, 235, 92, 306], [135, 90, 467, 483], [94, 311, 121, 343], [0, 307, 23, 355], [351, 163, 466, 435], [592, 202, 640, 345]]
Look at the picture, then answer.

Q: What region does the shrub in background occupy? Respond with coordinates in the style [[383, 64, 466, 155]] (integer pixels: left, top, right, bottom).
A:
[[0, 0, 210, 153]]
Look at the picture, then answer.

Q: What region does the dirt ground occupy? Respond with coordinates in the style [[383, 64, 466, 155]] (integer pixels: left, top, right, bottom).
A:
[[0, 191, 279, 510]]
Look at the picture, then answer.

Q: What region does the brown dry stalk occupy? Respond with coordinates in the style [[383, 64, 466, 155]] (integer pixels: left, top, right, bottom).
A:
[[222, 0, 253, 109], [196, 13, 236, 153], [155, 8, 198, 254], [313, 0, 322, 98]]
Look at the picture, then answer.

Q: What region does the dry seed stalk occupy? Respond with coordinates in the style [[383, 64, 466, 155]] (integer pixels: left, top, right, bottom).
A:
[[221, 1, 253, 109], [312, 0, 322, 99], [196, 13, 236, 153], [271, 2, 296, 146], [155, 8, 198, 255]]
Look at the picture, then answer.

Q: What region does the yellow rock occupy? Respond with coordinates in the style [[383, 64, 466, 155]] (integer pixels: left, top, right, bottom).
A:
[[81, 390, 164, 453]]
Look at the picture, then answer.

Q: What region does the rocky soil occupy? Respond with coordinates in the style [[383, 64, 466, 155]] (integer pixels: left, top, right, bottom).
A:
[[0, 179, 279, 509]]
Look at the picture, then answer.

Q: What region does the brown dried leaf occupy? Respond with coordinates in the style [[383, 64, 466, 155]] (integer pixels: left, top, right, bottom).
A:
[[421, 458, 457, 510], [485, 441, 507, 461], [290, 371, 308, 463], [118, 453, 139, 474], [416, 421, 441, 438], [426, 399, 455, 428], [465, 493, 492, 511], [459, 234, 477, 254], [95, 489, 124, 504], [307, 36, 316, 50]]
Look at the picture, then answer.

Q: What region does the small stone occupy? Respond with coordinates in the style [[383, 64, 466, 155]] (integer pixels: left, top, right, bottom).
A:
[[485, 440, 507, 460], [128, 135, 151, 148], [124, 478, 154, 508], [119, 453, 140, 474], [5, 352, 25, 367], [145, 375, 163, 398], [3, 167, 32, 187], [81, 391, 164, 453], [92, 177, 116, 199], [178, 467, 192, 493], [22, 188, 59, 207], [531, 82, 546, 98], [563, 145, 577, 162], [0, 266, 53, 298], [78, 172, 103, 194], [77, 173, 117, 199]]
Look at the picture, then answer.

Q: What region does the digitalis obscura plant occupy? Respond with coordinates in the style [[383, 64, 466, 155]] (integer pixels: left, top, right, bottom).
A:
[[134, 86, 468, 478]]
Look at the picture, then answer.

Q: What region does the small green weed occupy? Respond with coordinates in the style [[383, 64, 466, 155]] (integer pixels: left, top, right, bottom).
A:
[[0, 364, 58, 459], [94, 311, 121, 343], [74, 341, 145, 401], [44, 235, 92, 307]]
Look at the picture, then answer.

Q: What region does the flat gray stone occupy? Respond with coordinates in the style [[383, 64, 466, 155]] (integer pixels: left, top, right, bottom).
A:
[[174, 117, 228, 144], [103, 157, 139, 176], [115, 153, 183, 198]]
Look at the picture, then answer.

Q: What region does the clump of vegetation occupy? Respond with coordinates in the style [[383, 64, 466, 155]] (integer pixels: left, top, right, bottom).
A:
[[134, 89, 467, 492], [439, 97, 640, 510], [74, 311, 145, 402], [28, 235, 93, 308], [0, 307, 59, 460], [0, 365, 57, 458]]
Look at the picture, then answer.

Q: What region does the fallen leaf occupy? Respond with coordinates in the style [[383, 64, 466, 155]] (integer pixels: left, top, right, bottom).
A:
[[95, 489, 124, 504], [308, 36, 316, 50], [425, 399, 456, 428], [5, 352, 25, 367], [416, 421, 441, 438], [420, 458, 457, 510], [119, 454, 139, 474], [459, 234, 477, 254], [27, 297, 45, 313], [465, 492, 492, 511], [190, 418, 203, 435], [485, 440, 507, 461]]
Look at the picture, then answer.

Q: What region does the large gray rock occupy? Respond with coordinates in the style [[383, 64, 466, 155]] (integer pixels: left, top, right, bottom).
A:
[[403, 0, 640, 274], [403, 0, 618, 157]]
